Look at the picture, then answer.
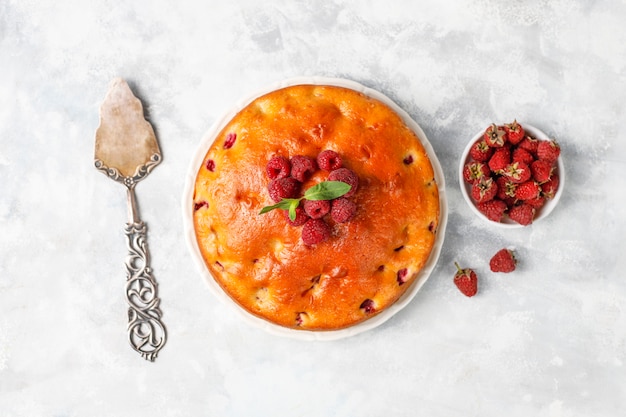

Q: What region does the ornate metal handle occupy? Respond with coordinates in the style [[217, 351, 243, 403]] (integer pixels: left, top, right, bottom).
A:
[[124, 188, 166, 361]]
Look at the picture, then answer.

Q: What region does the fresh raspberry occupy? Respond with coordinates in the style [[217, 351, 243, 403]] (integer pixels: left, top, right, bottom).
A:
[[330, 197, 357, 223], [266, 155, 291, 179], [328, 168, 359, 197], [504, 120, 525, 144], [477, 199, 507, 222], [488, 146, 511, 173], [541, 173, 560, 198], [469, 139, 494, 162], [515, 181, 541, 200], [454, 262, 478, 297], [496, 176, 516, 200], [484, 124, 507, 147], [512, 147, 535, 166], [301, 218, 331, 245], [489, 249, 517, 273], [303, 199, 331, 219], [530, 159, 554, 183], [508, 203, 535, 226], [267, 177, 300, 202], [471, 177, 498, 203], [502, 196, 517, 210], [223, 132, 237, 149], [284, 206, 309, 226], [290, 155, 318, 182], [463, 161, 490, 184], [526, 196, 546, 208], [316, 150, 343, 171], [518, 135, 539, 155], [502, 162, 531, 184], [537, 139, 561, 163]]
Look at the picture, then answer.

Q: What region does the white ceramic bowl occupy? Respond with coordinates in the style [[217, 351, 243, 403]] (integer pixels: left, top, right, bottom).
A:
[[182, 76, 448, 340], [459, 123, 564, 227]]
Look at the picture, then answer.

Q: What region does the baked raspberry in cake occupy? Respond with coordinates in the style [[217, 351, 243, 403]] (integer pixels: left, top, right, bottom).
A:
[[192, 84, 440, 331]]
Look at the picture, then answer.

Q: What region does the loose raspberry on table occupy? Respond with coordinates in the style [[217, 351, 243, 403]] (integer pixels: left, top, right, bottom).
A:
[[303, 199, 331, 219], [490, 248, 517, 273], [290, 155, 318, 182], [301, 218, 331, 245], [328, 168, 359, 197], [454, 262, 478, 297], [267, 177, 300, 202], [317, 150, 343, 171], [330, 197, 357, 223], [266, 155, 291, 179]]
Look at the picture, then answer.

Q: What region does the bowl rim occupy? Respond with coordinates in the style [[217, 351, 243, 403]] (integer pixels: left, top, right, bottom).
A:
[[181, 76, 448, 340], [458, 122, 565, 228]]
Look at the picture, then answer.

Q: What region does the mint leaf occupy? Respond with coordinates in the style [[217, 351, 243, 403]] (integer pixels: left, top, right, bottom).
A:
[[304, 181, 351, 201], [259, 180, 351, 219], [259, 198, 299, 215], [287, 199, 299, 221]]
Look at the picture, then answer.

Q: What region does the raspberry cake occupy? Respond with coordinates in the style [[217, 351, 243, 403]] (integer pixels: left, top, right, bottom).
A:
[[189, 80, 443, 333]]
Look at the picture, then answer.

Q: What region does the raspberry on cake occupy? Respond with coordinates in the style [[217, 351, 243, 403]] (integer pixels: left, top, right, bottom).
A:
[[303, 199, 331, 219], [330, 197, 357, 223], [328, 168, 359, 197], [192, 84, 440, 331], [266, 155, 291, 179], [316, 149, 343, 171]]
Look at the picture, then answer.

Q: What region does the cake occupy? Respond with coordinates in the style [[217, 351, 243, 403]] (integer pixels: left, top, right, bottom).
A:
[[192, 84, 440, 331]]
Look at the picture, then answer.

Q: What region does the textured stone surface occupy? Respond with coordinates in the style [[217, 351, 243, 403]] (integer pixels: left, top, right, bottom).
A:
[[1, 1, 625, 416]]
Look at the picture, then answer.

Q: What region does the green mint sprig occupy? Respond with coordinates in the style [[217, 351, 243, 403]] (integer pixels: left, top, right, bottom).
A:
[[259, 180, 351, 221]]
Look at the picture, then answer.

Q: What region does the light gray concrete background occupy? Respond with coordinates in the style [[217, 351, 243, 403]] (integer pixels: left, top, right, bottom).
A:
[[1, 1, 625, 416]]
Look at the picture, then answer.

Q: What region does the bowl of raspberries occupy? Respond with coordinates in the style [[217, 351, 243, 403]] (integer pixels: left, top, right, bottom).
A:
[[459, 121, 564, 227]]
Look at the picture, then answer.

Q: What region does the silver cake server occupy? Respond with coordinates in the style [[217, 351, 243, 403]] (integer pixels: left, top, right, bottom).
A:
[[94, 78, 166, 361]]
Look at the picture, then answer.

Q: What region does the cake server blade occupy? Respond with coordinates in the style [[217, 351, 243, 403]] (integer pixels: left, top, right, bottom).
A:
[[94, 77, 166, 361]]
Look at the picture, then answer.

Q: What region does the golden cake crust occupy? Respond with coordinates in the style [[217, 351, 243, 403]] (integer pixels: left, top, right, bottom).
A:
[[193, 84, 440, 330]]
